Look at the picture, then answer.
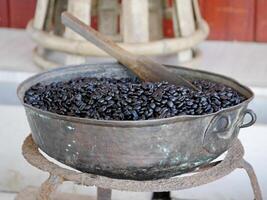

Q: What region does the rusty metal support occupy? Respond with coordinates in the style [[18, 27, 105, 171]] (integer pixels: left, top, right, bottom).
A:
[[19, 135, 262, 200], [239, 159, 263, 200], [97, 188, 112, 200], [37, 175, 64, 200]]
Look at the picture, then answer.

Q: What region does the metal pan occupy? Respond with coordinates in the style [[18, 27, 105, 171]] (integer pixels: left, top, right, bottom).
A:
[[17, 63, 256, 180]]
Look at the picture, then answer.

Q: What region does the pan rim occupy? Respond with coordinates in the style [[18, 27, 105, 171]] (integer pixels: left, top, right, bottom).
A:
[[17, 63, 254, 127]]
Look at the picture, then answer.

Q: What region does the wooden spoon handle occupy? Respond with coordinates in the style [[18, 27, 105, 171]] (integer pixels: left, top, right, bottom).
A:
[[61, 12, 197, 90], [62, 12, 138, 64]]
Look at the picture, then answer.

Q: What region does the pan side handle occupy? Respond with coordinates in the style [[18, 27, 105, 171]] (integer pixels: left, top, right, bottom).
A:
[[239, 109, 257, 128], [202, 108, 256, 154]]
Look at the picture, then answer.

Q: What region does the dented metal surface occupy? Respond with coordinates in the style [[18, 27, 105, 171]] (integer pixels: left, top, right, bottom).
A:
[[17, 63, 255, 180]]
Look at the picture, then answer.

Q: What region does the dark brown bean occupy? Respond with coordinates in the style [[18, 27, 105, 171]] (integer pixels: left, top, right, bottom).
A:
[[24, 77, 245, 121]]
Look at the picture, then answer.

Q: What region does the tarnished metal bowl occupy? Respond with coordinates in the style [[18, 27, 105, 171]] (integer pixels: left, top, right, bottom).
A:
[[17, 63, 256, 180]]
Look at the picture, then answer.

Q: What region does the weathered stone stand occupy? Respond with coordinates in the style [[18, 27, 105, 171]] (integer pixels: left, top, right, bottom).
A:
[[16, 135, 262, 200]]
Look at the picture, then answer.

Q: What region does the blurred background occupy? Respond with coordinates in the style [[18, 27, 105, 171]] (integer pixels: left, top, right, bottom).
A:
[[0, 0, 266, 199], [1, 0, 266, 41]]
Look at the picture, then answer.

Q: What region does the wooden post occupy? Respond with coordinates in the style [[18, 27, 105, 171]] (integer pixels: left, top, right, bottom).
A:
[[64, 0, 91, 65], [98, 0, 119, 37], [174, 0, 195, 63], [42, 0, 56, 32], [54, 0, 68, 36], [33, 0, 49, 30], [192, 0, 202, 25], [149, 0, 163, 41], [122, 0, 149, 43]]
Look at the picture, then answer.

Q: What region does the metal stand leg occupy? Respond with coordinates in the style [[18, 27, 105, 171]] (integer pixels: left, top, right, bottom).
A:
[[239, 159, 263, 200], [37, 175, 64, 200], [152, 192, 171, 200], [21, 136, 262, 200], [97, 187, 112, 200]]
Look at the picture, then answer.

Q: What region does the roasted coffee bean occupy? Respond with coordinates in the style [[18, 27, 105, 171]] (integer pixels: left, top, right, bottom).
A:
[[134, 105, 142, 110], [105, 96, 112, 101], [131, 110, 139, 120], [177, 102, 184, 108], [155, 107, 161, 113], [149, 102, 156, 109], [99, 106, 107, 112], [98, 98, 105, 103], [161, 99, 168, 104], [169, 96, 177, 102], [159, 107, 169, 118], [24, 78, 245, 121], [186, 100, 194, 106], [167, 101, 174, 108]]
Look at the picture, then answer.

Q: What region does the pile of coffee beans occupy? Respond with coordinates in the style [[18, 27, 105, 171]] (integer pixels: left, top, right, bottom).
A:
[[24, 77, 246, 120]]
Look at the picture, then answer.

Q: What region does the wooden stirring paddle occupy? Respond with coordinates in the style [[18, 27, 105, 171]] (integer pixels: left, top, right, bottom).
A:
[[61, 12, 197, 90]]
